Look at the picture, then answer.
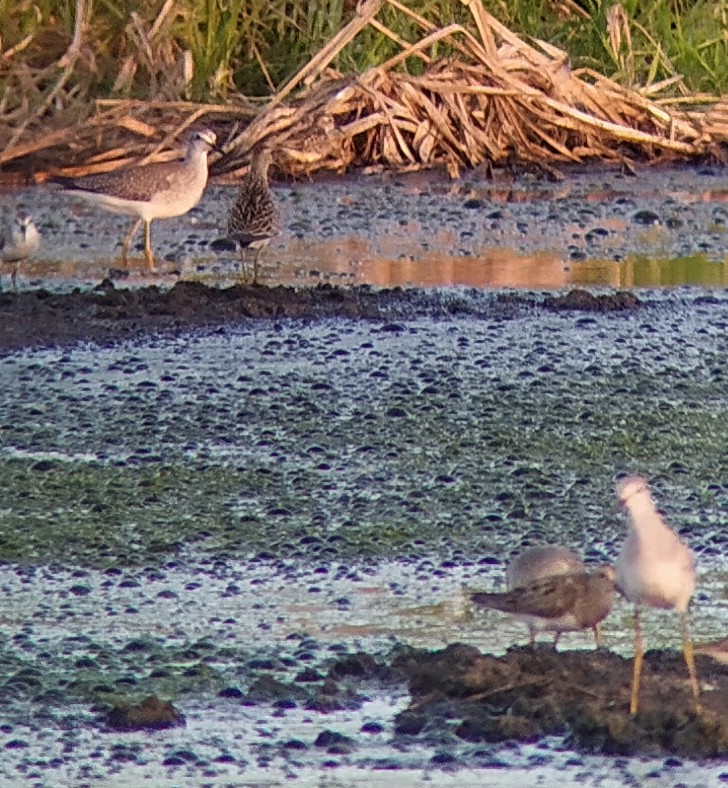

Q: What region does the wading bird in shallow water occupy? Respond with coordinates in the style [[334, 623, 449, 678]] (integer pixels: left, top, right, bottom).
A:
[[471, 565, 615, 648], [226, 146, 281, 284], [53, 129, 219, 269], [0, 210, 41, 290], [615, 475, 701, 715]]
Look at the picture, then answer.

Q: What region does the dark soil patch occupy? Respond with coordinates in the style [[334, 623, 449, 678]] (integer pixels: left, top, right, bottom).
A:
[[324, 644, 728, 758], [0, 281, 505, 353], [543, 288, 641, 311], [0, 281, 642, 355], [105, 695, 185, 731], [384, 644, 728, 757]]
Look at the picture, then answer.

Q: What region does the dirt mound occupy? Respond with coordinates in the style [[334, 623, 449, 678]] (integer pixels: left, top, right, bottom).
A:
[[0, 281, 526, 354], [387, 644, 728, 757]]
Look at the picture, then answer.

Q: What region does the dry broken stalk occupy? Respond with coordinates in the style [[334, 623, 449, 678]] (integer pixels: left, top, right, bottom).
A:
[[2, 0, 726, 181]]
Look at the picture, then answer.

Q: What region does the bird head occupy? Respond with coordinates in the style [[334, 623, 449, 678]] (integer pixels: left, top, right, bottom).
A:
[[16, 212, 35, 239], [616, 475, 649, 508], [191, 128, 221, 153]]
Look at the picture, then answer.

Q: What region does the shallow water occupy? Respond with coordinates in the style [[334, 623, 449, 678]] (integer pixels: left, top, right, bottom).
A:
[[2, 557, 728, 786], [4, 164, 728, 783], [5, 164, 728, 290], [2, 294, 728, 784]]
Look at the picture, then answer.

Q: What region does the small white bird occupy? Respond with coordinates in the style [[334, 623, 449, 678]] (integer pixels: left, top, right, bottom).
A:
[[0, 210, 41, 290], [615, 475, 701, 714]]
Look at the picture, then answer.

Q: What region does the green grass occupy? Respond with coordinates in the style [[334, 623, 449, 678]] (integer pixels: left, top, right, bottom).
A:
[[3, 0, 728, 103]]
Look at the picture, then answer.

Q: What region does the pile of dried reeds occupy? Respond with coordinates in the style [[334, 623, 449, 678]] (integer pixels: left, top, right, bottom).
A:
[[1, 0, 726, 182]]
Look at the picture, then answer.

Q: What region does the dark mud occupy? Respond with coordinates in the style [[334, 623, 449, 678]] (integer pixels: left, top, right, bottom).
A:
[[0, 281, 638, 354], [89, 643, 728, 758], [105, 696, 186, 731], [389, 644, 728, 758]]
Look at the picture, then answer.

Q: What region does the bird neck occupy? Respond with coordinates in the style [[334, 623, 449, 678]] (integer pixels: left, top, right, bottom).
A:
[[627, 497, 672, 543], [187, 144, 209, 168], [246, 169, 269, 192]]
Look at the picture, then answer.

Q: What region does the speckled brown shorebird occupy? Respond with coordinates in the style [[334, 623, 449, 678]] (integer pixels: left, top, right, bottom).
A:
[[226, 146, 281, 283], [615, 475, 701, 715], [503, 545, 609, 647], [471, 566, 615, 648], [0, 210, 41, 290], [53, 128, 218, 269]]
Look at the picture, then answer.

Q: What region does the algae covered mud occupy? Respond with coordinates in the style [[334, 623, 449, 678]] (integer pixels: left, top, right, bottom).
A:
[[3, 163, 728, 784], [2, 286, 728, 785]]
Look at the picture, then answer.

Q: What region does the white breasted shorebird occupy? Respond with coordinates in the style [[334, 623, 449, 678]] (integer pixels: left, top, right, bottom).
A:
[[504, 545, 609, 648], [226, 146, 281, 283], [615, 475, 701, 715], [53, 128, 218, 269], [0, 210, 41, 290], [471, 565, 615, 648]]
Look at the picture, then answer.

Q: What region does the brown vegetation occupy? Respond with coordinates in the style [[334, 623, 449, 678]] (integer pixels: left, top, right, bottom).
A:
[[2, 0, 727, 183]]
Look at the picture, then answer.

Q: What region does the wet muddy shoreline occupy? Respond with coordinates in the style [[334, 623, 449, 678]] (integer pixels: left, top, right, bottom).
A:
[[0, 280, 644, 355], [3, 287, 728, 784], [7, 162, 728, 295], [4, 165, 728, 784]]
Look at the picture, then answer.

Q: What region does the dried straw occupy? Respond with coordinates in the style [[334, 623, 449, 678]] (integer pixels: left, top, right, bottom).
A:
[[0, 0, 725, 181]]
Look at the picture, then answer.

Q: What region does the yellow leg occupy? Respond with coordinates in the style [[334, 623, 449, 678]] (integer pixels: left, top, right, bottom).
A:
[[252, 246, 262, 284], [143, 221, 154, 269], [239, 250, 249, 284], [593, 623, 602, 649], [121, 218, 143, 265], [681, 611, 702, 714], [629, 606, 643, 715]]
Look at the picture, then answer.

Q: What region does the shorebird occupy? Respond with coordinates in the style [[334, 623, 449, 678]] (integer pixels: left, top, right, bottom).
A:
[[0, 210, 41, 290], [615, 475, 701, 715], [507, 544, 585, 589], [226, 146, 281, 283], [504, 545, 608, 647], [471, 566, 615, 648], [54, 128, 218, 269]]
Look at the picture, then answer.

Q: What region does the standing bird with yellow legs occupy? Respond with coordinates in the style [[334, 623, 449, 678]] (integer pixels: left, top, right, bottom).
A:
[[53, 128, 219, 269], [615, 475, 701, 715]]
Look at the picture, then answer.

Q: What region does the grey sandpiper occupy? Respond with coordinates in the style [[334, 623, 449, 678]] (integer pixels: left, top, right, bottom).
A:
[[505, 545, 608, 648], [0, 210, 41, 290], [53, 128, 218, 269], [226, 146, 281, 283], [615, 475, 701, 715], [471, 566, 615, 648]]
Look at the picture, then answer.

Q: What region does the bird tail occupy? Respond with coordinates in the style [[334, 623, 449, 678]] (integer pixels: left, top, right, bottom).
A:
[[470, 591, 518, 613]]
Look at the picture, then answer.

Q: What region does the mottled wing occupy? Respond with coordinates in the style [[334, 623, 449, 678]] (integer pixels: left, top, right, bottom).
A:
[[471, 572, 586, 618], [227, 176, 281, 243], [54, 161, 182, 203]]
